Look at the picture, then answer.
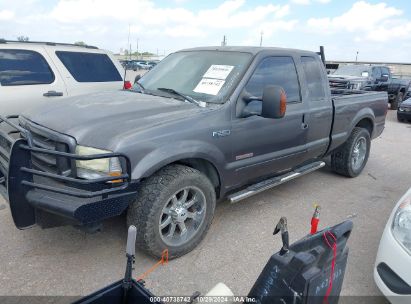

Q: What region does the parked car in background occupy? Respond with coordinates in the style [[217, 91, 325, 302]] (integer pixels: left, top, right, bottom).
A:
[[147, 61, 158, 69], [397, 98, 411, 122], [328, 64, 410, 110], [133, 61, 151, 70], [119, 59, 131, 69], [0, 40, 127, 115], [0, 46, 387, 259], [374, 187, 411, 303]]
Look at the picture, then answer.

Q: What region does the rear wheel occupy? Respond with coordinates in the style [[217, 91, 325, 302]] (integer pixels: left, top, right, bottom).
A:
[[331, 127, 371, 177], [391, 92, 404, 110], [127, 164, 216, 259]]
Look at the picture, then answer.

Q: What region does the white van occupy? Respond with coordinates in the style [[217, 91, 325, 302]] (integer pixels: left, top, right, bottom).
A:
[[0, 40, 127, 115]]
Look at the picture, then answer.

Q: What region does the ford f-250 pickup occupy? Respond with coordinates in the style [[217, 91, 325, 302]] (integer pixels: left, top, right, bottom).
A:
[[0, 46, 388, 259]]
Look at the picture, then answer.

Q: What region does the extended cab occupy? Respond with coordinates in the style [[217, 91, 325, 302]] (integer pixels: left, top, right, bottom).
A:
[[0, 47, 388, 259], [328, 64, 410, 110]]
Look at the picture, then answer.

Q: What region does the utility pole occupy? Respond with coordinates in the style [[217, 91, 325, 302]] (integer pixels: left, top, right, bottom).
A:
[[136, 38, 139, 59], [355, 51, 359, 63], [127, 24, 131, 60], [221, 35, 227, 46], [259, 31, 263, 47]]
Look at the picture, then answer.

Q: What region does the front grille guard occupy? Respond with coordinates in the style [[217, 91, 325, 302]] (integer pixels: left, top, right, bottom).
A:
[[0, 115, 132, 198]]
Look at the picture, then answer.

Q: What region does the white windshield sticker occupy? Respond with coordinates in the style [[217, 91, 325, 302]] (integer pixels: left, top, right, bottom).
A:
[[194, 78, 225, 95], [203, 65, 234, 80]]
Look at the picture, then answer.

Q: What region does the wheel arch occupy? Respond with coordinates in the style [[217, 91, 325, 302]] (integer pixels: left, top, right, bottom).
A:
[[131, 144, 225, 198], [350, 108, 375, 138], [355, 117, 374, 137]]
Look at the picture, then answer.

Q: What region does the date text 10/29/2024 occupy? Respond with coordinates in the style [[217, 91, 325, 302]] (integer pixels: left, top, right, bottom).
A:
[[149, 296, 257, 303]]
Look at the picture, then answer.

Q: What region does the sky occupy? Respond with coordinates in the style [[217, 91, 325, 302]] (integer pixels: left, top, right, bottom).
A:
[[0, 0, 411, 62]]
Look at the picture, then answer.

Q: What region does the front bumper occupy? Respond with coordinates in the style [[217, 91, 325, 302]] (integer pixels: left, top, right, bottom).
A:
[[374, 224, 411, 303], [397, 108, 411, 121], [0, 115, 138, 229]]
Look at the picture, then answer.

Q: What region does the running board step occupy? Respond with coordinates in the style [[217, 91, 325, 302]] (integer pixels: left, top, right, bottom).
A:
[[228, 161, 325, 203]]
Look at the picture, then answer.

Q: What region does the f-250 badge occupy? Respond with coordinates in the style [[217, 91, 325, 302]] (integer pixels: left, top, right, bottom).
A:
[[212, 130, 231, 137]]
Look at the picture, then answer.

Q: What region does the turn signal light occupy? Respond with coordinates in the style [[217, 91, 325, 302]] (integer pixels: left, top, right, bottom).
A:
[[109, 171, 123, 183]]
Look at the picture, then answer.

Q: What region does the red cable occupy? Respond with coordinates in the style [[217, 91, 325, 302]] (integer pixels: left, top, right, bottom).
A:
[[322, 231, 337, 304]]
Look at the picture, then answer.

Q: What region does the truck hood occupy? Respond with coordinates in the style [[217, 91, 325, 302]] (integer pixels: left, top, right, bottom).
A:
[[21, 90, 207, 148]]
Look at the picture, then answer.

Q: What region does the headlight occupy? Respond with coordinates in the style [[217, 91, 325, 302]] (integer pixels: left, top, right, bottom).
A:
[[392, 192, 411, 255], [75, 145, 122, 181], [398, 107, 404, 112]]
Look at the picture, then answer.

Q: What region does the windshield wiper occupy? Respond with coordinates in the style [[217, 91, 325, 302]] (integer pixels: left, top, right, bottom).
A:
[[157, 87, 206, 108], [134, 81, 146, 94]]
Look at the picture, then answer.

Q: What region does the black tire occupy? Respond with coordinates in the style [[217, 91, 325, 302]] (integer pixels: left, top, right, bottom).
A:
[[391, 92, 404, 110], [127, 164, 216, 259], [331, 127, 371, 177]]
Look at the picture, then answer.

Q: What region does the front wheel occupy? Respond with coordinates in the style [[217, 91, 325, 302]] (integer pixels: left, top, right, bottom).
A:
[[127, 164, 216, 259], [331, 127, 371, 177]]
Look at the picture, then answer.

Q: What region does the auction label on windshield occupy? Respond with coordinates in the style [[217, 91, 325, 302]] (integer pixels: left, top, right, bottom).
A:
[[203, 65, 234, 80], [194, 78, 225, 95]]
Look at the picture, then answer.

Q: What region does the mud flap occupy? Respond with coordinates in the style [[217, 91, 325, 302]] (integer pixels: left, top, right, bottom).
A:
[[7, 139, 35, 229]]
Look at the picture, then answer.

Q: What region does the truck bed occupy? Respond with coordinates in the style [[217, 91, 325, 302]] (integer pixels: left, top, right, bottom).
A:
[[328, 89, 388, 152]]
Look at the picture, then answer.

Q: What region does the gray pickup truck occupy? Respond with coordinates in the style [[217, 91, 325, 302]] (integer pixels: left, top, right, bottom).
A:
[[0, 46, 387, 258]]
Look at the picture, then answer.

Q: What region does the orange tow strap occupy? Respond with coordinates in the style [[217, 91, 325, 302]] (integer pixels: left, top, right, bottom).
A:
[[136, 249, 169, 281]]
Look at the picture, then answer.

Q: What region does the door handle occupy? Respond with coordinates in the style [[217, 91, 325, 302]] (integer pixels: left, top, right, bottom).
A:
[[301, 114, 309, 129], [43, 91, 63, 97]]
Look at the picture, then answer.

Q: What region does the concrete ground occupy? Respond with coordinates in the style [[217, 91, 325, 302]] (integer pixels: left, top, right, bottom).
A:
[[0, 111, 409, 302]]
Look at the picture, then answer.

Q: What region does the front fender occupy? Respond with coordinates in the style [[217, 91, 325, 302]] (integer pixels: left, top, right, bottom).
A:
[[131, 140, 226, 181]]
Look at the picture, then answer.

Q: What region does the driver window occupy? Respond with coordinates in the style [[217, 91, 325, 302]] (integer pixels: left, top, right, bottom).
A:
[[244, 56, 301, 103], [372, 67, 381, 79], [238, 56, 301, 118], [381, 67, 390, 77]]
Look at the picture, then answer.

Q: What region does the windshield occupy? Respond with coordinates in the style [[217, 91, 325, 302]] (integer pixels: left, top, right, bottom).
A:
[[136, 50, 252, 103], [333, 65, 371, 77]]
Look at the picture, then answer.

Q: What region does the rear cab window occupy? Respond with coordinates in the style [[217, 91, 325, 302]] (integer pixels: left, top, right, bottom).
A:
[[301, 56, 327, 101], [55, 51, 122, 82], [0, 49, 55, 86]]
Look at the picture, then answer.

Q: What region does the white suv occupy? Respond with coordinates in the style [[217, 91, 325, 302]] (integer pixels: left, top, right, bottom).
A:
[[0, 40, 127, 115]]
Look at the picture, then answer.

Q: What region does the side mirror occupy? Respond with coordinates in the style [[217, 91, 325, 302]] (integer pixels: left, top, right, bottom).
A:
[[134, 74, 141, 84], [261, 85, 287, 119], [380, 74, 389, 82]]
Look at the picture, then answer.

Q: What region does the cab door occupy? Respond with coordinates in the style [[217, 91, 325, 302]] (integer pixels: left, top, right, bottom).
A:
[[299, 56, 333, 159], [0, 46, 66, 116], [227, 55, 308, 188]]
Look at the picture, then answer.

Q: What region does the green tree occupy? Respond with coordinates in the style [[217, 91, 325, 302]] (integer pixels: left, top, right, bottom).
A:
[[74, 41, 86, 46]]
